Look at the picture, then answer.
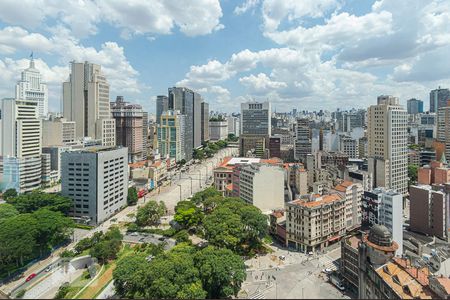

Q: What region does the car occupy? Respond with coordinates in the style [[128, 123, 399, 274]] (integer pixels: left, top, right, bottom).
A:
[[25, 273, 36, 282], [130, 232, 139, 236], [45, 266, 52, 272], [322, 268, 333, 274], [139, 237, 145, 242], [158, 237, 166, 241], [308, 251, 314, 256], [279, 255, 286, 260]]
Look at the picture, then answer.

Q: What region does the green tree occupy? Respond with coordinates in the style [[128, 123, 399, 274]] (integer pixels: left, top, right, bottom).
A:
[[174, 201, 204, 228], [135, 200, 166, 227], [191, 187, 222, 206], [194, 246, 246, 298], [0, 203, 19, 220], [2, 188, 17, 201], [203, 207, 244, 251], [408, 164, 419, 183], [6, 191, 71, 214], [0, 214, 38, 266], [89, 227, 122, 264], [227, 133, 239, 142], [114, 254, 150, 298], [193, 149, 205, 160], [32, 209, 74, 256], [127, 187, 138, 206]]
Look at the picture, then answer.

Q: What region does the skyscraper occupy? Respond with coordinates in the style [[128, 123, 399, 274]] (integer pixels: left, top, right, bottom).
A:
[[294, 118, 312, 162], [63, 61, 115, 147], [156, 95, 168, 125], [430, 87, 450, 113], [406, 98, 424, 115], [15, 56, 48, 118], [367, 96, 408, 196], [437, 100, 450, 160], [0, 98, 42, 192], [240, 101, 271, 157], [158, 110, 185, 161], [111, 96, 144, 163], [168, 87, 205, 160], [201, 102, 209, 142]]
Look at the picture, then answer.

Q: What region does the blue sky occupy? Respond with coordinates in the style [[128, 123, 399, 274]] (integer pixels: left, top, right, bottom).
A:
[[0, 0, 449, 115]]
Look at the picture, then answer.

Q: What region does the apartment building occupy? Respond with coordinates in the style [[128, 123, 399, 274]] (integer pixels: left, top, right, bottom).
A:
[[332, 181, 363, 231], [286, 194, 346, 252]]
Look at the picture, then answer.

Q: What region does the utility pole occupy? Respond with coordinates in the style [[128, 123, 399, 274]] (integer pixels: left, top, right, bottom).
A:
[[177, 184, 182, 202]]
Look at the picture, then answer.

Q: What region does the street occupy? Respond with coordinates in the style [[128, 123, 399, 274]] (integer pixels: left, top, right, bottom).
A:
[[0, 147, 237, 297]]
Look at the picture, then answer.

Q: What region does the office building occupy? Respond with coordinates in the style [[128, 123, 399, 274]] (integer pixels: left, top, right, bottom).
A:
[[239, 135, 267, 158], [268, 136, 281, 158], [286, 194, 346, 251], [201, 102, 209, 142], [227, 116, 240, 137], [0, 98, 42, 192], [430, 87, 450, 113], [241, 101, 271, 136], [367, 96, 408, 196], [63, 61, 115, 147], [341, 234, 361, 293], [42, 146, 70, 182], [168, 87, 205, 160], [142, 111, 148, 160], [42, 117, 76, 147], [61, 147, 128, 225], [362, 188, 403, 255], [158, 110, 185, 162], [437, 101, 450, 161], [409, 185, 449, 240], [294, 118, 312, 162], [407, 98, 424, 115], [15, 56, 48, 118], [111, 96, 144, 163], [209, 119, 228, 141], [156, 95, 168, 125], [340, 135, 358, 159], [235, 163, 284, 212]]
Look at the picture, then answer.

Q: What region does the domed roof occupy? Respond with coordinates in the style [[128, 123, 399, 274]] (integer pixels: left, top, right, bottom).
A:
[[368, 224, 392, 247]]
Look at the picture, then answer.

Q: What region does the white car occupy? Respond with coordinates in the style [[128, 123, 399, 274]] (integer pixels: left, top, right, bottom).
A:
[[322, 268, 333, 274]]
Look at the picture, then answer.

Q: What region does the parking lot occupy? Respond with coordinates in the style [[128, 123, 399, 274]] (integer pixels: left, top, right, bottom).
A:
[[240, 243, 352, 299], [122, 232, 176, 250]]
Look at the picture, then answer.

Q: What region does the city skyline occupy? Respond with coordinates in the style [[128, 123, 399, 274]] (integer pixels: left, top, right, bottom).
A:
[[0, 0, 449, 114]]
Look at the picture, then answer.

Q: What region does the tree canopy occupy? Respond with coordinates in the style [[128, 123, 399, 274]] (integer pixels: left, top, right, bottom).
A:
[[127, 187, 138, 206], [174, 201, 203, 228], [0, 203, 19, 220], [6, 191, 72, 215], [135, 200, 166, 227]]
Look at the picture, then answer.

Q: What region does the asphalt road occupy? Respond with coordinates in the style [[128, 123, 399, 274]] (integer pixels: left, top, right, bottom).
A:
[[1, 147, 237, 296]]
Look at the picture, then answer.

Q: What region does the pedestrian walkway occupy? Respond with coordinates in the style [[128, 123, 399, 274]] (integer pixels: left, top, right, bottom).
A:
[[320, 256, 340, 272], [249, 291, 265, 299]]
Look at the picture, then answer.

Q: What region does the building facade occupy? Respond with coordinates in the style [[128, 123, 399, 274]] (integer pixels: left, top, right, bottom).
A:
[[0, 98, 42, 192], [111, 96, 144, 163], [201, 102, 209, 142], [294, 118, 312, 162], [209, 120, 228, 141], [332, 181, 363, 231], [15, 57, 48, 118], [156, 95, 168, 125], [430, 87, 450, 113], [362, 188, 403, 255], [61, 147, 128, 225], [437, 101, 450, 161], [42, 117, 76, 147], [63, 61, 115, 147], [158, 110, 185, 162], [367, 96, 408, 196], [407, 98, 424, 115]]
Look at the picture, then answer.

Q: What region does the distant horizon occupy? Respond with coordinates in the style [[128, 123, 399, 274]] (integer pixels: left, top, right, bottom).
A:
[[1, 0, 449, 114]]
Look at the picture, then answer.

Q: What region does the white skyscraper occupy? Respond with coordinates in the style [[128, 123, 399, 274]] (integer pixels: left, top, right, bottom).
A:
[[63, 61, 115, 147], [15, 56, 48, 119], [0, 98, 42, 192], [367, 96, 408, 196]]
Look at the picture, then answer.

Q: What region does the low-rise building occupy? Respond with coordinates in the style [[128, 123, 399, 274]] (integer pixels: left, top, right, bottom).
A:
[[149, 160, 168, 188], [286, 194, 346, 251], [341, 234, 361, 293], [332, 181, 363, 231]]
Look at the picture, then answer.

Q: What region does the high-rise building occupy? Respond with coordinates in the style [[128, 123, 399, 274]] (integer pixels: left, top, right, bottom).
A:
[[227, 116, 240, 137], [367, 96, 408, 196], [241, 101, 271, 136], [409, 184, 449, 240], [407, 98, 424, 115], [332, 181, 363, 231], [240, 101, 271, 158], [294, 118, 312, 162], [362, 188, 403, 255], [0, 98, 42, 192], [168, 87, 205, 160], [201, 102, 209, 142], [209, 119, 228, 141], [15, 57, 48, 118], [111, 96, 144, 163], [61, 147, 128, 225], [158, 110, 185, 162], [437, 101, 450, 160], [268, 136, 281, 158], [156, 95, 168, 125], [430, 87, 450, 113], [339, 135, 358, 159], [42, 117, 76, 147], [142, 111, 148, 161], [63, 61, 115, 147]]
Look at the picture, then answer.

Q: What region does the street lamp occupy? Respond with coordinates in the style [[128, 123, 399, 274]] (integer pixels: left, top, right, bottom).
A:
[[197, 170, 202, 188], [177, 184, 182, 202], [189, 177, 193, 195]]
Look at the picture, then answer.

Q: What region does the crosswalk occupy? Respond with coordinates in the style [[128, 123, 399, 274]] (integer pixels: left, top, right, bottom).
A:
[[249, 291, 265, 299], [321, 257, 340, 272]]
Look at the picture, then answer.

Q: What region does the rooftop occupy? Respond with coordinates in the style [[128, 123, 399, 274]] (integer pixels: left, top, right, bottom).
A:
[[289, 194, 342, 208]]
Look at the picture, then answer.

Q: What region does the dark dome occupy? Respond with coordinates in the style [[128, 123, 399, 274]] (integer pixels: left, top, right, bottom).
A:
[[368, 224, 392, 247]]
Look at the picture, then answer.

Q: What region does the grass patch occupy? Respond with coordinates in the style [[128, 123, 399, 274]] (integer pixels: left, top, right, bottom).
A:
[[76, 263, 114, 299], [63, 269, 94, 299]]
